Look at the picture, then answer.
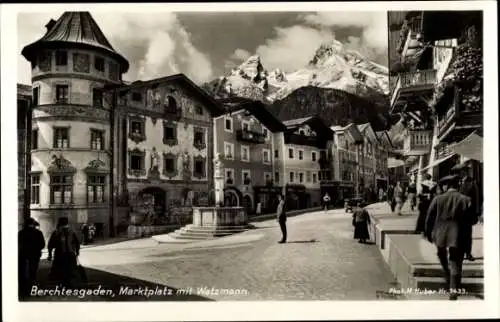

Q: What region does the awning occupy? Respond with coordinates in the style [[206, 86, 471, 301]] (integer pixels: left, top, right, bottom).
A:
[[419, 153, 457, 172], [388, 157, 405, 168], [449, 131, 483, 163]]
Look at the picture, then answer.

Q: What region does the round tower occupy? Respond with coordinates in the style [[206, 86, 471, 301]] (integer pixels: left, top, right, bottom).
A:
[[21, 12, 129, 240]]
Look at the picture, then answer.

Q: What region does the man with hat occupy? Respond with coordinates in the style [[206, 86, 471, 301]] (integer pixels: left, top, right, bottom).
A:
[[18, 217, 46, 298], [425, 174, 474, 300], [454, 162, 481, 261]]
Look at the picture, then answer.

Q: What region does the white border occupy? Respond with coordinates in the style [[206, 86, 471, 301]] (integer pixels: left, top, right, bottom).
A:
[[2, 2, 499, 322]]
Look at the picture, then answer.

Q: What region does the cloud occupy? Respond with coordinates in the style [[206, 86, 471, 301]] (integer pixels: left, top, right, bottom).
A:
[[17, 12, 213, 84], [302, 11, 388, 53], [255, 25, 335, 72], [230, 48, 251, 61]]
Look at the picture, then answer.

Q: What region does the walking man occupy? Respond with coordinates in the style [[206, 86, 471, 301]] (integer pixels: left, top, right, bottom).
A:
[[456, 163, 481, 261], [276, 194, 287, 244], [425, 175, 473, 300], [322, 193, 331, 212], [387, 184, 395, 212], [18, 217, 45, 298], [394, 181, 404, 216], [47, 217, 81, 287]]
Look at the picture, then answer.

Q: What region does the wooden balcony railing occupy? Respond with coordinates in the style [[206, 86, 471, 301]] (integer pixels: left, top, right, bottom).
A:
[[390, 69, 437, 109], [236, 129, 266, 144], [286, 133, 319, 147], [403, 130, 432, 155]]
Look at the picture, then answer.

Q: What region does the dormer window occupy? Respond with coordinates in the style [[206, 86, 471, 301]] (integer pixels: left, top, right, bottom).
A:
[[299, 129, 305, 135], [55, 51, 67, 66]]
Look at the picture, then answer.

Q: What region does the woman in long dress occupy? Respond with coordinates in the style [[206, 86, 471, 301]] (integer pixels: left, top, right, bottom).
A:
[[352, 202, 371, 243]]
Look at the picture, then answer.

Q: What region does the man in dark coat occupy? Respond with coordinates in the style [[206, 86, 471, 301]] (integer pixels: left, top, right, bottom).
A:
[[387, 184, 395, 212], [276, 194, 287, 244], [425, 175, 473, 300], [47, 217, 81, 287], [456, 163, 481, 261], [415, 174, 437, 234], [352, 202, 371, 243], [18, 217, 46, 298]]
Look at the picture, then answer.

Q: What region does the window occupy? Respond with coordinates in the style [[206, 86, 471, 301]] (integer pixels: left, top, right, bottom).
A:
[[289, 172, 294, 183], [53, 127, 69, 148], [274, 149, 279, 158], [163, 123, 177, 145], [288, 148, 294, 159], [264, 172, 272, 183], [130, 153, 145, 172], [132, 92, 143, 102], [306, 171, 311, 183], [90, 129, 104, 150], [31, 129, 38, 150], [263, 149, 270, 164], [94, 56, 105, 72], [299, 172, 304, 183], [32, 87, 39, 107], [224, 117, 233, 132], [193, 128, 206, 149], [164, 157, 175, 173], [30, 174, 40, 204], [193, 157, 206, 178], [195, 105, 203, 115], [311, 151, 317, 162], [93, 88, 103, 107], [241, 121, 250, 131], [131, 121, 144, 135], [87, 175, 105, 203], [299, 150, 304, 160], [55, 51, 67, 66], [56, 85, 69, 103], [263, 128, 269, 139], [242, 170, 251, 185], [224, 142, 234, 160], [312, 173, 317, 183], [241, 146, 250, 162], [225, 169, 234, 184], [274, 171, 280, 183], [299, 129, 305, 135], [165, 96, 177, 113], [50, 174, 73, 204]]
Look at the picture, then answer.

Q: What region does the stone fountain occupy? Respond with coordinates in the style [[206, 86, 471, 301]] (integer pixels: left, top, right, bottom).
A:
[[152, 153, 249, 243]]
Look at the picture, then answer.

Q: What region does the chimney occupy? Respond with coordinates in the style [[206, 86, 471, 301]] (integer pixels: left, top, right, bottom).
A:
[[45, 19, 57, 32]]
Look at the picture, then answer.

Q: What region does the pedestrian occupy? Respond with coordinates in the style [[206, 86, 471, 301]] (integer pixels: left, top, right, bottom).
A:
[[378, 187, 384, 202], [456, 163, 480, 261], [387, 184, 395, 212], [276, 194, 287, 244], [47, 217, 81, 287], [322, 193, 331, 212], [424, 175, 473, 300], [352, 202, 371, 243], [18, 217, 45, 298], [394, 181, 404, 216], [407, 182, 417, 211], [415, 174, 437, 235]]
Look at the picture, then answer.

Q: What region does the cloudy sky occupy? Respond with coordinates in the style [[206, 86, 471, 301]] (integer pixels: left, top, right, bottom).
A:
[[17, 11, 388, 85]]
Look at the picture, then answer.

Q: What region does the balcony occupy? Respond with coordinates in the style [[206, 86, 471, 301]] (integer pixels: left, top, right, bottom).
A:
[[236, 129, 266, 144], [403, 129, 432, 156], [437, 86, 483, 143], [390, 69, 437, 113], [164, 107, 182, 121], [285, 133, 320, 147], [401, 22, 424, 58]]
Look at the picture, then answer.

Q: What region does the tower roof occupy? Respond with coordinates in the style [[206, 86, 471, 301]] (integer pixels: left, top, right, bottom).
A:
[[22, 11, 129, 73]]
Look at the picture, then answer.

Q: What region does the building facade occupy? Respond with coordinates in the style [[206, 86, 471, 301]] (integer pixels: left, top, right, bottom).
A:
[[281, 116, 334, 210], [21, 12, 129, 239], [18, 84, 32, 228], [113, 75, 224, 228], [213, 98, 285, 214], [388, 11, 483, 194]]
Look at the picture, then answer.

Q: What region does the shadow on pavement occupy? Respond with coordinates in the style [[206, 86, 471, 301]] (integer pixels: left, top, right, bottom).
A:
[[21, 259, 213, 302], [286, 239, 318, 244]]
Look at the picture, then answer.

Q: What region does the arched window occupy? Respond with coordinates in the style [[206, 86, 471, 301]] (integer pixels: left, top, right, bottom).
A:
[[165, 96, 177, 113]]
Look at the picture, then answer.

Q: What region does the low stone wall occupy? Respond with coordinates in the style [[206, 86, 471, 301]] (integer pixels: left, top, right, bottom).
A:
[[127, 225, 180, 238], [192, 206, 247, 227]]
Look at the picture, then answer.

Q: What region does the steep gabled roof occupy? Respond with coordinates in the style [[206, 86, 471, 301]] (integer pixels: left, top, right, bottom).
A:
[[22, 11, 129, 72], [342, 123, 364, 144], [283, 115, 333, 138], [376, 131, 394, 149], [220, 99, 286, 133], [357, 122, 380, 144], [282, 116, 315, 128], [116, 73, 225, 117]]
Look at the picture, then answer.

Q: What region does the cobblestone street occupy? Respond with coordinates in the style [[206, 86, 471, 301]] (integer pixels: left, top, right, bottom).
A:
[[29, 208, 400, 301]]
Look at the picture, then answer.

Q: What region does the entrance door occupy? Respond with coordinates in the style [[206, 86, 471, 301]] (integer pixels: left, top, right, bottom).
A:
[[243, 195, 253, 213]]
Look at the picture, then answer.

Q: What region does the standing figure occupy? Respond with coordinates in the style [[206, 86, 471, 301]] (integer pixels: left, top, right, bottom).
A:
[[18, 218, 46, 298], [352, 202, 371, 243], [424, 175, 473, 300], [394, 181, 404, 216], [456, 163, 480, 261], [415, 174, 437, 234], [276, 194, 287, 244], [407, 182, 417, 211], [322, 193, 331, 212], [47, 217, 81, 287], [387, 184, 395, 212], [378, 187, 384, 202]]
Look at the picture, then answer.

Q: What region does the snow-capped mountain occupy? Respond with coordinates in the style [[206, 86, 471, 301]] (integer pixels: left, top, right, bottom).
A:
[[204, 40, 389, 103]]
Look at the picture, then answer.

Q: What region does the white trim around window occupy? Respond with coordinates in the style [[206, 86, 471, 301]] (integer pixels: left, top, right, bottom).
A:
[[311, 151, 317, 161], [288, 147, 294, 159], [241, 120, 251, 131], [298, 149, 304, 160], [224, 116, 233, 133], [225, 168, 235, 184], [262, 148, 271, 164], [241, 145, 250, 162], [224, 141, 234, 160], [242, 169, 251, 184]]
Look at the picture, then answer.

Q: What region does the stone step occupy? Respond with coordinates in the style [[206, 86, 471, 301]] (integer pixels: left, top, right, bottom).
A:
[[414, 276, 484, 295], [175, 230, 235, 238], [179, 227, 247, 234], [167, 233, 217, 240], [411, 264, 484, 278], [183, 224, 250, 231]]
